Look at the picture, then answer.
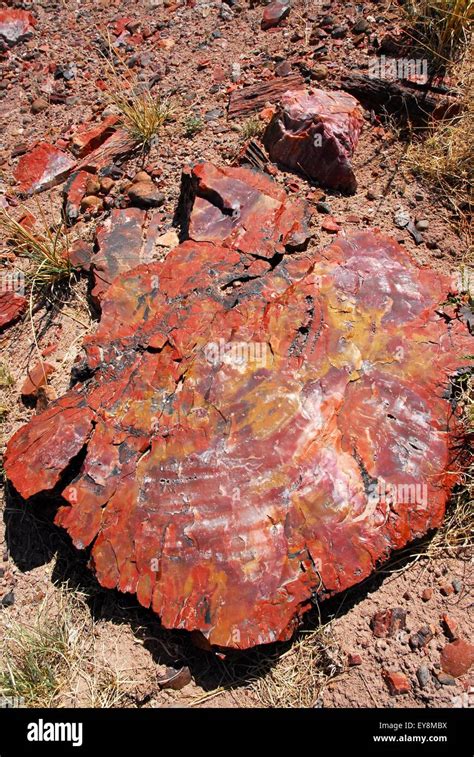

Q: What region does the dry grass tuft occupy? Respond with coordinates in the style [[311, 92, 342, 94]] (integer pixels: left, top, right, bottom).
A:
[[240, 116, 265, 141], [250, 622, 345, 707], [407, 51, 473, 221], [404, 0, 473, 66], [0, 206, 73, 294], [0, 587, 129, 708]]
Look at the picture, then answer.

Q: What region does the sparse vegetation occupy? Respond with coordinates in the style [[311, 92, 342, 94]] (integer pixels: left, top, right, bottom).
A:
[[108, 87, 173, 148], [0, 588, 128, 708], [0, 206, 73, 294], [404, 0, 473, 67], [239, 115, 265, 141], [183, 115, 204, 138]]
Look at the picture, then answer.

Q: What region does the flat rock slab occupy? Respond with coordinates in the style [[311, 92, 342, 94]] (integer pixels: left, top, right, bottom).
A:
[[4, 230, 471, 649], [0, 291, 27, 331], [263, 88, 364, 192], [14, 142, 76, 195], [0, 9, 36, 47], [180, 162, 309, 257]]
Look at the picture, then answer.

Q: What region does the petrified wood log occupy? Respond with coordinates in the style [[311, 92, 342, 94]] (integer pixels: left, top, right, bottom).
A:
[[228, 73, 305, 119], [4, 227, 471, 649], [340, 73, 461, 122]]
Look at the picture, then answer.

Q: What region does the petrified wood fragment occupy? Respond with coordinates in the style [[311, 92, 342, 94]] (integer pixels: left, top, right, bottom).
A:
[[4, 230, 471, 649]]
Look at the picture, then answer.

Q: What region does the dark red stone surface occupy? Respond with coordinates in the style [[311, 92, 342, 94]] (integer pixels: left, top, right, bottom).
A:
[[261, 1, 291, 31], [0, 9, 36, 47], [63, 170, 92, 224], [14, 142, 76, 196], [21, 362, 55, 398], [264, 89, 364, 192], [78, 129, 137, 173], [0, 291, 27, 331], [440, 639, 474, 677], [90, 208, 147, 304], [181, 162, 309, 257], [4, 228, 472, 649], [69, 116, 119, 158]]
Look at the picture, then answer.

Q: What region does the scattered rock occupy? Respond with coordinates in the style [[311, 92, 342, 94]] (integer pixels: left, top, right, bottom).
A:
[[14, 142, 76, 195], [421, 587, 433, 602], [366, 190, 380, 200], [437, 672, 457, 686], [394, 208, 410, 228], [348, 653, 362, 666], [440, 640, 474, 678], [371, 608, 407, 638], [80, 195, 103, 214], [263, 88, 363, 192], [134, 171, 152, 183], [179, 162, 309, 258], [85, 176, 101, 195], [416, 665, 431, 689], [100, 177, 115, 194], [383, 670, 411, 696], [439, 581, 454, 597], [441, 614, 458, 641], [31, 98, 48, 114], [415, 219, 429, 231], [261, 0, 291, 31], [155, 229, 180, 248], [409, 625, 434, 650], [452, 578, 462, 594], [157, 665, 192, 690], [316, 201, 331, 214], [321, 217, 340, 233], [0, 9, 36, 47], [70, 116, 119, 159], [0, 291, 27, 331], [1, 591, 15, 607], [352, 19, 370, 34], [127, 181, 165, 209], [63, 170, 92, 224], [21, 362, 55, 398], [311, 64, 328, 81]]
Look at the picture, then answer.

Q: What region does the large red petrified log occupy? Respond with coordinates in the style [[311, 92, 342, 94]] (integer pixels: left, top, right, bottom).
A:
[[4, 228, 471, 649], [263, 88, 364, 192]]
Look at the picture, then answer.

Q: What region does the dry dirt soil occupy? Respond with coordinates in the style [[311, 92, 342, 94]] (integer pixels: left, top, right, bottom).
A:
[[0, 0, 472, 709]]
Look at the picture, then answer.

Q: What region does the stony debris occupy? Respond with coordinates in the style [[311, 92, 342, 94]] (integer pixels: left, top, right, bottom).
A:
[[261, 0, 291, 31], [14, 142, 76, 196], [21, 362, 55, 399], [409, 625, 434, 650], [383, 670, 411, 696], [179, 161, 309, 257], [127, 180, 165, 208], [157, 665, 192, 690], [4, 226, 471, 649], [371, 608, 407, 639], [263, 88, 363, 192], [69, 116, 119, 159], [440, 640, 474, 678], [0, 291, 27, 331], [0, 9, 36, 48]]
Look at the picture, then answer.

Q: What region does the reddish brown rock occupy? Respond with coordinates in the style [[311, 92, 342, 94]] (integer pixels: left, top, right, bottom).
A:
[[0, 291, 27, 331], [263, 89, 364, 192], [0, 9, 36, 47], [180, 162, 309, 258], [69, 116, 119, 158], [409, 625, 434, 650], [14, 142, 76, 196], [78, 129, 137, 173], [21, 362, 55, 398], [228, 74, 305, 119], [383, 670, 411, 695], [441, 614, 458, 641], [371, 608, 407, 638], [261, 0, 291, 31], [440, 640, 474, 678], [421, 587, 433, 601], [90, 208, 148, 303], [63, 170, 93, 224], [127, 181, 164, 209], [4, 229, 472, 650]]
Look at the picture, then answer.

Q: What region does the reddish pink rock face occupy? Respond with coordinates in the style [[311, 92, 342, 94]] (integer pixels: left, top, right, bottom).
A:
[[0, 9, 36, 47], [4, 230, 471, 649], [0, 291, 27, 331], [261, 1, 291, 31], [440, 640, 474, 677], [63, 170, 93, 224], [181, 162, 309, 257], [14, 142, 76, 195], [264, 89, 364, 192], [69, 116, 118, 158]]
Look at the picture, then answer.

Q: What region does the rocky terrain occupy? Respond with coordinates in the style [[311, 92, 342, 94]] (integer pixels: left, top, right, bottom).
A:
[[0, 0, 472, 709]]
